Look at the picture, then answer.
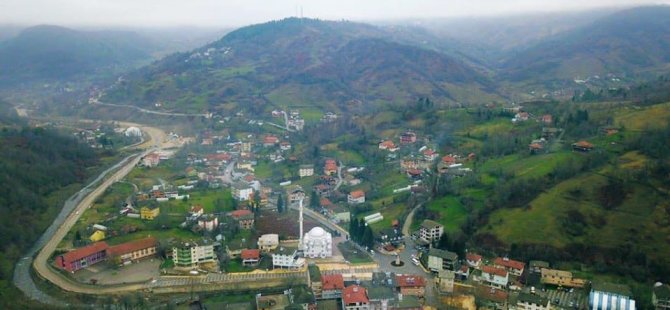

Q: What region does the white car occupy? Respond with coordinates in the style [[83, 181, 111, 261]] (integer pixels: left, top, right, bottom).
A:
[[412, 258, 420, 265]]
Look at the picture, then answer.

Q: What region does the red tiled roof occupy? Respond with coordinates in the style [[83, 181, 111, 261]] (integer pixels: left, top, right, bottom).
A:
[[60, 242, 109, 264], [349, 190, 365, 199], [191, 205, 203, 213], [529, 143, 544, 150], [320, 197, 333, 207], [322, 274, 345, 290], [241, 249, 260, 260], [230, 209, 253, 218], [107, 237, 157, 257], [466, 253, 482, 262], [264, 135, 279, 144], [423, 149, 436, 156], [406, 169, 422, 176], [380, 140, 396, 148], [342, 285, 369, 304], [482, 265, 508, 277], [396, 275, 426, 288], [442, 155, 456, 164], [494, 257, 525, 271], [573, 140, 594, 148]]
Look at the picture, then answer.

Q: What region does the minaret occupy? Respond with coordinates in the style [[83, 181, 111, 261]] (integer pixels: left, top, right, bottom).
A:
[[298, 197, 304, 250]]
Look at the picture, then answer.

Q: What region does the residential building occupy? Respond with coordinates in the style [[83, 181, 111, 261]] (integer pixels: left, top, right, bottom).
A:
[[494, 257, 525, 277], [54, 242, 109, 272], [481, 266, 509, 288], [653, 283, 670, 310], [89, 230, 105, 242], [230, 209, 255, 229], [466, 253, 483, 268], [342, 285, 370, 310], [190, 205, 204, 217], [263, 135, 279, 147], [427, 248, 458, 272], [437, 270, 456, 293], [172, 241, 216, 268], [107, 237, 158, 266], [299, 164, 315, 178], [324, 159, 338, 176], [321, 274, 345, 299], [348, 190, 366, 204], [572, 140, 594, 152], [541, 114, 553, 124], [140, 205, 160, 220], [378, 140, 399, 152], [516, 292, 551, 310], [232, 182, 254, 201], [303, 227, 332, 258], [400, 131, 417, 144], [590, 282, 636, 310], [423, 149, 439, 161], [419, 220, 443, 243], [288, 185, 306, 203], [197, 214, 219, 232], [540, 268, 587, 288], [395, 275, 426, 297], [272, 247, 305, 269], [142, 153, 160, 167], [280, 141, 291, 151], [240, 249, 260, 266], [476, 285, 509, 309], [257, 234, 279, 253]]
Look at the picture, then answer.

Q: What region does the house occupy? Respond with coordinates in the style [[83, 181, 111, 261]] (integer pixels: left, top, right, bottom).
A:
[[514, 112, 530, 122], [171, 241, 216, 268], [288, 185, 306, 203], [324, 159, 338, 176], [54, 242, 109, 272], [400, 131, 417, 144], [89, 230, 106, 242], [400, 158, 430, 171], [190, 205, 204, 217], [342, 285, 370, 310], [230, 209, 254, 229], [107, 237, 158, 266], [272, 247, 305, 269], [476, 284, 508, 309], [406, 168, 423, 180], [653, 283, 670, 310], [423, 149, 439, 161], [442, 155, 457, 166], [395, 275, 426, 297], [240, 249, 260, 266], [197, 214, 219, 232], [481, 266, 509, 288], [263, 135, 279, 147], [280, 141, 291, 151], [378, 140, 399, 152], [257, 234, 279, 253], [140, 205, 160, 220], [419, 220, 444, 243], [541, 114, 553, 124], [529, 142, 544, 153], [437, 270, 456, 293], [348, 190, 366, 204], [322, 274, 345, 299], [540, 268, 587, 288], [494, 257, 525, 277], [456, 264, 470, 281], [466, 253, 483, 269], [427, 248, 458, 272], [232, 182, 254, 201], [299, 164, 315, 178], [236, 161, 255, 172], [572, 140, 594, 152], [516, 292, 551, 310], [142, 153, 160, 167], [590, 282, 636, 310]]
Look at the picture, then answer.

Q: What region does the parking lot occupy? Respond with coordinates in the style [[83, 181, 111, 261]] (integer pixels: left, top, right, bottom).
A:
[[73, 259, 161, 285], [543, 288, 587, 309]]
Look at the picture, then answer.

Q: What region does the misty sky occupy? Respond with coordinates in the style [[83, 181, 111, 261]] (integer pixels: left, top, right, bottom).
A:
[[1, 0, 669, 27]]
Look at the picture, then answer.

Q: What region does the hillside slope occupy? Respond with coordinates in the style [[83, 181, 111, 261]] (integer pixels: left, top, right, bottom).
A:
[[0, 25, 155, 87], [502, 6, 670, 84], [102, 18, 501, 114]]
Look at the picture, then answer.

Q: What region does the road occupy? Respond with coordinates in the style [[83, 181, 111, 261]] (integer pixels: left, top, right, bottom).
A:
[[13, 123, 167, 305], [95, 101, 211, 118], [334, 161, 344, 191], [288, 203, 349, 238], [402, 202, 423, 236]]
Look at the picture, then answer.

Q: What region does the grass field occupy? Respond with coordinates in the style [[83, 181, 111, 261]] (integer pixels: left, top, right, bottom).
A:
[[615, 102, 670, 130], [338, 241, 374, 264], [424, 196, 469, 234], [480, 151, 576, 179]]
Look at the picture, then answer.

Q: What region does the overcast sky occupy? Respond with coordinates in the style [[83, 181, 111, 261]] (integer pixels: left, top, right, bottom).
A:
[[1, 0, 669, 28]]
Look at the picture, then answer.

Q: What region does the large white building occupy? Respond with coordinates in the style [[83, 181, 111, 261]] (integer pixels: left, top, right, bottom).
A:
[[232, 182, 254, 201], [303, 227, 332, 258], [124, 126, 142, 137], [172, 242, 216, 268], [272, 247, 305, 269], [419, 220, 444, 243]]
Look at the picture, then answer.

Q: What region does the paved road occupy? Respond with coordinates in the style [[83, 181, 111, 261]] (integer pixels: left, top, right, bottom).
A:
[[402, 202, 423, 236], [95, 101, 211, 118], [13, 123, 167, 306], [287, 203, 349, 238], [334, 162, 344, 191]]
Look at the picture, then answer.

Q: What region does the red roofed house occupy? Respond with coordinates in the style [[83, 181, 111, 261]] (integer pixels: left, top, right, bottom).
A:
[[378, 140, 399, 152], [324, 159, 338, 176], [347, 190, 366, 204], [481, 266, 509, 288], [241, 249, 260, 266], [190, 205, 204, 217], [494, 257, 525, 276], [466, 253, 483, 269], [572, 140, 594, 152], [423, 149, 439, 161], [107, 237, 158, 266], [55, 242, 109, 272], [442, 155, 457, 166], [342, 285, 370, 310], [395, 275, 426, 297], [542, 114, 553, 124], [322, 274, 345, 299], [263, 135, 279, 147], [230, 209, 255, 229], [142, 153, 160, 167]]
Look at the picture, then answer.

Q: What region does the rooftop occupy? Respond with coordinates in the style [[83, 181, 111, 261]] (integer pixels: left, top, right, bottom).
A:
[[518, 292, 549, 306], [429, 248, 458, 260], [592, 282, 633, 297], [240, 249, 260, 260], [494, 257, 525, 271], [59, 242, 109, 264], [107, 237, 157, 257], [395, 275, 426, 288], [420, 219, 442, 230], [342, 285, 369, 305], [321, 274, 344, 290], [467, 253, 482, 262], [482, 266, 508, 278]]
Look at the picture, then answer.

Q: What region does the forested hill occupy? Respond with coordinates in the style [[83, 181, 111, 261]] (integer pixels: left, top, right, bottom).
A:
[[0, 105, 101, 307], [102, 18, 501, 114]]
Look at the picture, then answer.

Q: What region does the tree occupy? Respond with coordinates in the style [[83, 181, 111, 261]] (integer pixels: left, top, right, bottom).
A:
[[310, 191, 319, 209], [277, 193, 284, 213]]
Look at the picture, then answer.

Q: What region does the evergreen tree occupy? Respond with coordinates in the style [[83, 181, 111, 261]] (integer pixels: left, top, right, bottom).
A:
[[277, 193, 284, 213]]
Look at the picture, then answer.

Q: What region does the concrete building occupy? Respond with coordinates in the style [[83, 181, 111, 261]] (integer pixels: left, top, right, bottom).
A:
[[140, 205, 160, 220], [427, 248, 458, 272], [590, 283, 636, 310], [342, 285, 370, 310], [197, 214, 219, 232], [348, 190, 366, 204], [419, 220, 443, 243], [303, 227, 332, 258], [172, 241, 216, 268], [395, 275, 426, 297], [322, 274, 345, 299], [272, 247, 305, 269], [107, 237, 158, 266], [54, 242, 109, 272], [494, 257, 525, 277], [257, 234, 279, 253], [232, 182, 254, 201], [481, 266, 509, 288], [299, 164, 315, 178], [516, 292, 551, 310]]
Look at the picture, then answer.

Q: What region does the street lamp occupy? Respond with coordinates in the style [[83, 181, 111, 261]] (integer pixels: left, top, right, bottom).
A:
[[190, 270, 199, 301]]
